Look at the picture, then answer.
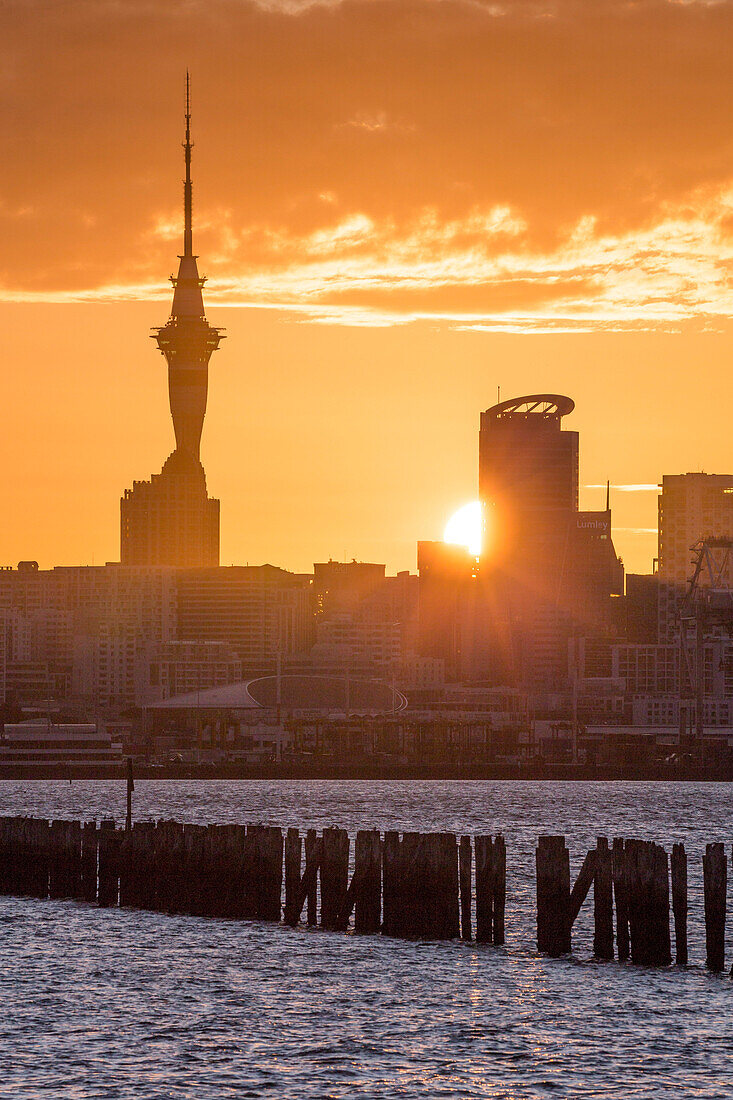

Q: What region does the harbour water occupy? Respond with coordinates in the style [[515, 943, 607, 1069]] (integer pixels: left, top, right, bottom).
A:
[[1, 780, 732, 1098]]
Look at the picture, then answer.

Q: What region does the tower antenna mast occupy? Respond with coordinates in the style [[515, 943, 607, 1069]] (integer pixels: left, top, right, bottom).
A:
[[184, 70, 193, 258]]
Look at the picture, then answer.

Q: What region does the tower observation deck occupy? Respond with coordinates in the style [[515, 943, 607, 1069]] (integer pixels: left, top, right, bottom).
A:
[[120, 76, 221, 568]]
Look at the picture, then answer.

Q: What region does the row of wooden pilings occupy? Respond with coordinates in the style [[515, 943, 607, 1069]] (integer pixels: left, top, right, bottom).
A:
[[537, 835, 732, 972], [0, 817, 730, 971], [0, 818, 505, 944]]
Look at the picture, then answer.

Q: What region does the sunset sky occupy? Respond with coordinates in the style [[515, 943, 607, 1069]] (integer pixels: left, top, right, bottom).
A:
[[3, 0, 733, 574]]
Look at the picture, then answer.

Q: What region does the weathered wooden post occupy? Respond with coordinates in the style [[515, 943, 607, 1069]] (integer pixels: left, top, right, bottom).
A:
[[626, 840, 671, 967], [49, 820, 68, 899], [536, 836, 571, 956], [284, 827, 301, 926], [304, 828, 319, 926], [382, 830, 399, 937], [262, 826, 284, 922], [493, 835, 506, 946], [97, 820, 119, 908], [438, 832, 460, 940], [593, 836, 614, 960], [612, 837, 629, 962], [354, 829, 381, 934], [66, 820, 82, 900], [670, 842, 687, 966], [80, 821, 98, 903], [320, 827, 349, 931], [625, 839, 645, 964], [399, 831, 422, 938], [653, 842, 672, 967], [703, 841, 727, 972], [459, 835, 472, 941], [222, 824, 245, 920], [475, 835, 494, 944], [29, 818, 49, 899]]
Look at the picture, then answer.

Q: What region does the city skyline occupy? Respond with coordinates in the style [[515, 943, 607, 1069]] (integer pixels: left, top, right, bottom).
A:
[[2, 1, 733, 574]]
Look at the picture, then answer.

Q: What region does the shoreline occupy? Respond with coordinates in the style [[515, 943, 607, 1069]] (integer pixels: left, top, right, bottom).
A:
[[1, 762, 732, 781]]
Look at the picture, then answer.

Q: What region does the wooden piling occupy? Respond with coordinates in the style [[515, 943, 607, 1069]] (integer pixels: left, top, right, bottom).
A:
[[354, 829, 381, 934], [304, 828, 319, 926], [475, 835, 494, 944], [593, 836, 614, 960], [493, 835, 506, 946], [612, 838, 629, 962], [382, 830, 399, 937], [537, 836, 571, 956], [49, 820, 72, 899], [97, 820, 119, 908], [399, 831, 421, 938], [80, 821, 97, 903], [459, 835, 472, 941], [703, 841, 727, 972], [320, 827, 349, 931], [653, 843, 672, 967], [28, 818, 50, 899], [289, 830, 321, 926], [284, 827, 302, 926], [264, 826, 284, 922], [670, 842, 687, 966]]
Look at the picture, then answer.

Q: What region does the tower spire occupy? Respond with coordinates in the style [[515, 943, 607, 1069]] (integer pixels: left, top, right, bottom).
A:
[[184, 70, 193, 257]]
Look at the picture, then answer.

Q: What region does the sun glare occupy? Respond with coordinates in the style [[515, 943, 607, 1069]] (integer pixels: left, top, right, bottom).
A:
[[443, 501, 483, 558]]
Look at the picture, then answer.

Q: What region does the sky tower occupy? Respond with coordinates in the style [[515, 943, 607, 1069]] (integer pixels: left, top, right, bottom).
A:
[[120, 76, 221, 568], [155, 73, 223, 458]]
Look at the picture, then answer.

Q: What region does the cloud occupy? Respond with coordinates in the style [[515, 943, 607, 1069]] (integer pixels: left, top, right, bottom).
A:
[[1, 0, 733, 329], [585, 484, 661, 492]]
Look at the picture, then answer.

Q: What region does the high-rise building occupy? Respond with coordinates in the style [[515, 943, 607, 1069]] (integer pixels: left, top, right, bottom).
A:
[[476, 394, 623, 690], [479, 394, 578, 557], [120, 76, 222, 568], [657, 472, 733, 642], [658, 473, 733, 581]]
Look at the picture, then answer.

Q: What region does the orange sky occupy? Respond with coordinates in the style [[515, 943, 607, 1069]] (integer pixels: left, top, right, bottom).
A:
[[2, 0, 733, 575]]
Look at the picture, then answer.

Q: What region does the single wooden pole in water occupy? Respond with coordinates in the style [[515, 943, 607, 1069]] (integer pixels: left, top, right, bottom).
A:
[[459, 835, 472, 941], [593, 836, 614, 960], [703, 841, 727, 972], [670, 843, 687, 966]]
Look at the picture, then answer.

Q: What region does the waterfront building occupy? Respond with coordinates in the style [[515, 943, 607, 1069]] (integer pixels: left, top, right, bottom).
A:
[[0, 722, 123, 768]]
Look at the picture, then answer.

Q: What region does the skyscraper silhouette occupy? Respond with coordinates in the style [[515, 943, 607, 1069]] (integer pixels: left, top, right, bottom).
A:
[[121, 76, 222, 568]]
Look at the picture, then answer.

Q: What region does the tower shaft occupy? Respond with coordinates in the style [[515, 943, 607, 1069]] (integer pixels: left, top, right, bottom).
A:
[[153, 73, 223, 460]]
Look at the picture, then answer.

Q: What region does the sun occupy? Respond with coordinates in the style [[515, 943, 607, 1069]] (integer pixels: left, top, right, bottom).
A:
[[443, 501, 483, 558]]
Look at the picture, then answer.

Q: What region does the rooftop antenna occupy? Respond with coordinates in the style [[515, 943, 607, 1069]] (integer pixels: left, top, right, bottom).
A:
[[497, 385, 501, 404], [606, 479, 610, 512], [183, 70, 193, 258]]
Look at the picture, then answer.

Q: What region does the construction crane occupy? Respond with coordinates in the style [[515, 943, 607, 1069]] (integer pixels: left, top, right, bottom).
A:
[[677, 537, 733, 759]]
